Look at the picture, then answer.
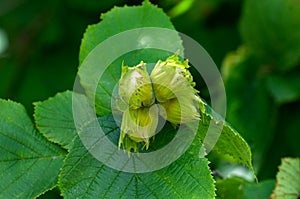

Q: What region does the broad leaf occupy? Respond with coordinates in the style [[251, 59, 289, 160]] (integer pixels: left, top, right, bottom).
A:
[[78, 1, 184, 116], [221, 47, 276, 171], [270, 157, 300, 199], [59, 115, 216, 198], [240, 0, 300, 71], [34, 91, 89, 150], [0, 99, 65, 198]]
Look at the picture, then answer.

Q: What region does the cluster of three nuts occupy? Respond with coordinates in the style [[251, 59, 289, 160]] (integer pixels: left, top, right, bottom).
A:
[[118, 54, 201, 152]]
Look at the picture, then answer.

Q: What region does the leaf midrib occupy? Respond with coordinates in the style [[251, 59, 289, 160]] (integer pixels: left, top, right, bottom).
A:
[[0, 155, 65, 162]]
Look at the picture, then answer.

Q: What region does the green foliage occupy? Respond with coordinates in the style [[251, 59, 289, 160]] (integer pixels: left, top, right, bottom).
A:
[[34, 91, 78, 150], [59, 125, 215, 198], [199, 103, 254, 172], [216, 177, 275, 199], [0, 99, 65, 198], [214, 0, 300, 197], [216, 177, 244, 199], [267, 74, 300, 104], [221, 47, 277, 169], [0, 2, 256, 198], [243, 180, 275, 199], [217, 1, 300, 194], [31, 86, 253, 198], [240, 0, 300, 71], [1, 0, 300, 198], [78, 1, 183, 116]]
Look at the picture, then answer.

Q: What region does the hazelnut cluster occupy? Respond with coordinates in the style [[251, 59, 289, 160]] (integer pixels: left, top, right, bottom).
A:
[[117, 54, 201, 152]]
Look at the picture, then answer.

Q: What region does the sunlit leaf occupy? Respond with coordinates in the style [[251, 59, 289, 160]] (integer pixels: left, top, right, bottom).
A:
[[0, 99, 65, 198], [59, 116, 216, 199], [34, 91, 89, 150]]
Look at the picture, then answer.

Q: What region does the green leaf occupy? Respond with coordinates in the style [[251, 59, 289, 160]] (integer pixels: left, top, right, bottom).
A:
[[244, 180, 275, 199], [198, 102, 254, 174], [0, 99, 65, 198], [34, 91, 89, 150], [267, 74, 300, 104], [270, 157, 300, 199], [221, 47, 276, 171], [31, 89, 254, 198], [216, 177, 244, 199], [216, 177, 275, 199], [59, 115, 216, 198], [79, 2, 182, 64], [240, 0, 300, 71], [78, 1, 184, 116]]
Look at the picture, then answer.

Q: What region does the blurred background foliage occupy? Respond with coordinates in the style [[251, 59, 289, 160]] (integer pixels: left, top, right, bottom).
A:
[[0, 0, 241, 115], [0, 0, 299, 198]]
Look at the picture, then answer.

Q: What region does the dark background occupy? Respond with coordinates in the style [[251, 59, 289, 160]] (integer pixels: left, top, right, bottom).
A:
[[0, 0, 241, 115]]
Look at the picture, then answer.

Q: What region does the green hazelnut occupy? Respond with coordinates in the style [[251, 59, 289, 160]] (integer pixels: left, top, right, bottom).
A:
[[150, 54, 197, 103], [118, 105, 159, 152], [119, 62, 155, 109], [160, 97, 200, 125]]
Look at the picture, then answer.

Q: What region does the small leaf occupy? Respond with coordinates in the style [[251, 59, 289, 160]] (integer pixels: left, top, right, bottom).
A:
[[270, 157, 300, 199], [34, 91, 89, 150], [0, 99, 65, 198], [198, 102, 255, 174]]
